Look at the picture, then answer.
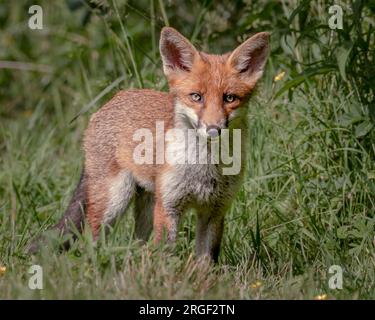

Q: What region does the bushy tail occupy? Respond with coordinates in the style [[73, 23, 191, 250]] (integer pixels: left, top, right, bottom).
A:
[[54, 172, 86, 236], [27, 171, 87, 254]]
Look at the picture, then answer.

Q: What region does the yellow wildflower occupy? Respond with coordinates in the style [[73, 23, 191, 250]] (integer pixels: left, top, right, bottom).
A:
[[250, 280, 262, 289], [0, 265, 6, 276], [314, 294, 328, 300], [274, 71, 285, 82]]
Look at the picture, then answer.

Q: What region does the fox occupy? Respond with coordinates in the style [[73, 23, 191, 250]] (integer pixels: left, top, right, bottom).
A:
[[29, 27, 269, 262]]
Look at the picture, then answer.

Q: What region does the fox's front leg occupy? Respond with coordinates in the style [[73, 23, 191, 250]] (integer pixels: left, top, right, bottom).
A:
[[195, 208, 226, 262], [153, 195, 180, 244]]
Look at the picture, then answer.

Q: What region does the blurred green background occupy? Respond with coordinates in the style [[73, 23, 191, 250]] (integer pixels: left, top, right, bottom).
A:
[[0, 0, 374, 299]]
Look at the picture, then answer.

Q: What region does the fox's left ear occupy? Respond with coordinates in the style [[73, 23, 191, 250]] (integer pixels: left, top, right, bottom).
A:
[[228, 32, 270, 86]]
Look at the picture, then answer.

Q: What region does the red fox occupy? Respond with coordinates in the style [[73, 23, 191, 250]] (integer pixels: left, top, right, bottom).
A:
[[29, 27, 269, 262]]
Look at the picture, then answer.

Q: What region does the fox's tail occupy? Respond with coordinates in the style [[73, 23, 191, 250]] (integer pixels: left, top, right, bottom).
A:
[[27, 171, 87, 254]]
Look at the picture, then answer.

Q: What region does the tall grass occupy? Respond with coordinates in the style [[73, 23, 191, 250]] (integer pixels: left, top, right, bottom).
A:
[[0, 0, 374, 299]]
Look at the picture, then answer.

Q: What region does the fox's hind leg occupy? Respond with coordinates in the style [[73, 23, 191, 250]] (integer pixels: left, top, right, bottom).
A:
[[86, 170, 136, 238], [134, 187, 154, 241]]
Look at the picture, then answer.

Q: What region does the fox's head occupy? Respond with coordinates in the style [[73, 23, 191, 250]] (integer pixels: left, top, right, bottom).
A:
[[160, 27, 269, 138]]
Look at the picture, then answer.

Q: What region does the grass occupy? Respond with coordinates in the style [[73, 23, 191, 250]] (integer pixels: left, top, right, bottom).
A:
[[0, 0, 374, 299]]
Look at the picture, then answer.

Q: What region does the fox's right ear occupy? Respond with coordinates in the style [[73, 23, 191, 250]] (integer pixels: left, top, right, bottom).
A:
[[159, 27, 198, 76]]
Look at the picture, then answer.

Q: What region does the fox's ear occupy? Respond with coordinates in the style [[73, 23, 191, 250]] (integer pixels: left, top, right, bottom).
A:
[[228, 32, 269, 86], [160, 27, 198, 76]]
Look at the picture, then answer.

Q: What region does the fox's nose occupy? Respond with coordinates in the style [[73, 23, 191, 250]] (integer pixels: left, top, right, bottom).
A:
[[206, 125, 221, 137]]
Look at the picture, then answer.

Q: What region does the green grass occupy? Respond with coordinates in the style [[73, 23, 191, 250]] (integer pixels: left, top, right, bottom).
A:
[[0, 0, 374, 299]]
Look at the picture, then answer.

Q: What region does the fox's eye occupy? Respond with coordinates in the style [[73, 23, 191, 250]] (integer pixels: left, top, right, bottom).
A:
[[224, 94, 236, 103], [190, 93, 202, 102]]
